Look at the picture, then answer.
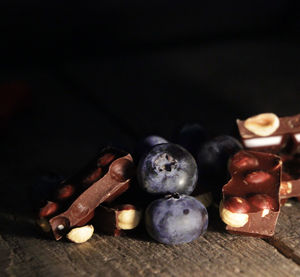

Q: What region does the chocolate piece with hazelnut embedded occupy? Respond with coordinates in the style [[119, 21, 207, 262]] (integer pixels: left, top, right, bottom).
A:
[[237, 113, 300, 154], [220, 150, 281, 237], [92, 204, 142, 236], [49, 154, 135, 240], [37, 147, 128, 220], [237, 113, 300, 202]]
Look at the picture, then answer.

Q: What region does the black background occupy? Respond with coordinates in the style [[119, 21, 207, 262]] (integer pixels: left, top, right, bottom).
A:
[[1, 0, 300, 186]]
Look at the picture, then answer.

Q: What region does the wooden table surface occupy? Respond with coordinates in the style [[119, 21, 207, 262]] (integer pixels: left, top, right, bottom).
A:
[[1, 37, 300, 277]]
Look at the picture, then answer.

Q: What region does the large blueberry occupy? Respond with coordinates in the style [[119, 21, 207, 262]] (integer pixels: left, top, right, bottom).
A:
[[137, 143, 198, 195], [197, 135, 242, 199], [145, 194, 208, 244], [174, 123, 207, 157]]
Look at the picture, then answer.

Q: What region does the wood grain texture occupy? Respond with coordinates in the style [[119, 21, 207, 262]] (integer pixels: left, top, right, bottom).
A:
[[2, 209, 300, 277], [268, 200, 300, 265]]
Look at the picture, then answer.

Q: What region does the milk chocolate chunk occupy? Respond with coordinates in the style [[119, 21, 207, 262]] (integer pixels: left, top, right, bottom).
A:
[[37, 147, 127, 220], [49, 154, 135, 240], [220, 150, 281, 237], [237, 113, 300, 154], [237, 113, 300, 201]]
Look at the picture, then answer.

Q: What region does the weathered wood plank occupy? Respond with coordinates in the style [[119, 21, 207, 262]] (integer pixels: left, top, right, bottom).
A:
[[268, 200, 300, 265], [2, 209, 300, 277]]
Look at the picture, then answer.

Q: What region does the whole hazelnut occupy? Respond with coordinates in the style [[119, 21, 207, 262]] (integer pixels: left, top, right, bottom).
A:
[[247, 194, 278, 215], [219, 199, 249, 228], [57, 184, 75, 201], [244, 171, 274, 185], [229, 151, 259, 172], [116, 205, 142, 230], [223, 197, 250, 213]]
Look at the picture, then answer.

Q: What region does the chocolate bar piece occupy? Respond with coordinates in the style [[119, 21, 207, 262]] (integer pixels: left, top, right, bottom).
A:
[[220, 150, 281, 237], [37, 147, 128, 219], [237, 113, 300, 154], [92, 204, 141, 236], [49, 154, 135, 240], [237, 113, 300, 201]]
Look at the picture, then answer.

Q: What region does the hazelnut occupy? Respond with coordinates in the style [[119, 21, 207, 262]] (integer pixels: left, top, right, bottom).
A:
[[219, 200, 249, 228], [244, 171, 274, 185], [229, 151, 259, 172], [97, 153, 116, 167], [247, 194, 278, 216], [57, 184, 75, 200], [39, 201, 59, 218], [280, 181, 292, 196], [36, 218, 51, 233], [66, 225, 94, 243], [223, 197, 250, 213], [244, 113, 280, 137], [116, 205, 142, 230]]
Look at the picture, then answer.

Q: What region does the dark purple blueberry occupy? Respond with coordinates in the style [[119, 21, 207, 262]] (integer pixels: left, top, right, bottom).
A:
[[137, 143, 198, 195], [30, 173, 64, 209], [196, 135, 242, 200], [145, 194, 208, 244], [135, 135, 168, 161], [175, 123, 207, 157]]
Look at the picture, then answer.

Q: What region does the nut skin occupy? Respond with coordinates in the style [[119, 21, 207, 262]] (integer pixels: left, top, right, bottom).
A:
[[66, 225, 94, 243], [244, 113, 280, 137], [39, 201, 59, 218], [229, 151, 259, 173], [247, 194, 278, 212], [219, 200, 249, 228], [57, 184, 75, 201], [223, 197, 250, 214], [244, 171, 274, 185]]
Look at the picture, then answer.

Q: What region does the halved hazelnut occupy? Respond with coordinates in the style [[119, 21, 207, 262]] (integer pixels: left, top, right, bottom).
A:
[[66, 225, 94, 243], [219, 200, 249, 228], [244, 113, 280, 137], [247, 194, 278, 216], [116, 205, 142, 230]]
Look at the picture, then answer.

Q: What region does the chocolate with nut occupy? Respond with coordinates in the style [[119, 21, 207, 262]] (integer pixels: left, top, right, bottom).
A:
[[237, 113, 300, 154], [220, 150, 281, 237], [237, 113, 300, 201], [37, 147, 128, 219], [49, 154, 135, 240], [92, 204, 141, 236]]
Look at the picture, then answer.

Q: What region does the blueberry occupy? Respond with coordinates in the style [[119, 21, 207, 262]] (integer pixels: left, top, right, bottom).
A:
[[197, 135, 242, 199], [137, 143, 198, 195], [145, 194, 208, 244], [175, 123, 207, 157], [135, 135, 168, 161]]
